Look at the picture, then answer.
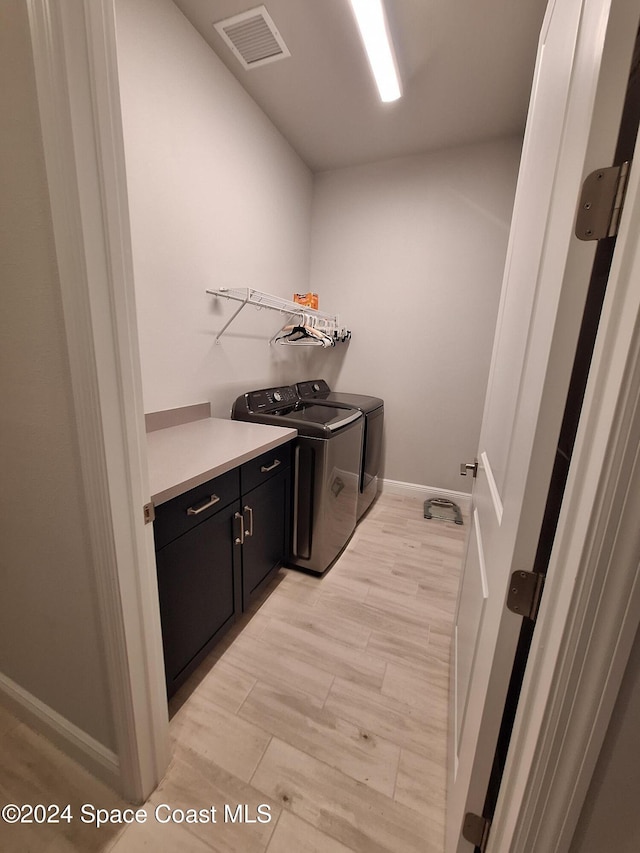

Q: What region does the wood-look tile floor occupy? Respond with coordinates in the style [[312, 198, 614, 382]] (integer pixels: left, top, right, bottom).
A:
[[0, 493, 466, 853]]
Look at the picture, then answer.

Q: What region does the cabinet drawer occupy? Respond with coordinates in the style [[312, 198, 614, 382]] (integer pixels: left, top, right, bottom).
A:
[[153, 467, 240, 550], [240, 441, 292, 494]]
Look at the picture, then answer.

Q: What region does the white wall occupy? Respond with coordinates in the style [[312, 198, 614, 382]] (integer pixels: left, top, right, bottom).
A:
[[309, 140, 522, 492], [0, 0, 115, 749], [116, 0, 339, 419]]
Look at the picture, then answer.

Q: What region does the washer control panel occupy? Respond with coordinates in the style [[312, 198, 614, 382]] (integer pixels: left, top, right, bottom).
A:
[[245, 385, 298, 413]]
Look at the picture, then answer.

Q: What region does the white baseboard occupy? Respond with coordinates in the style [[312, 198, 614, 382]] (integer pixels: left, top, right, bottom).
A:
[[380, 478, 472, 514], [0, 670, 120, 789]]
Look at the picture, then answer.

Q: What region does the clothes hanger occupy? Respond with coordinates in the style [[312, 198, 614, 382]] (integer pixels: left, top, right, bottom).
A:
[[274, 322, 334, 347], [272, 310, 337, 347]]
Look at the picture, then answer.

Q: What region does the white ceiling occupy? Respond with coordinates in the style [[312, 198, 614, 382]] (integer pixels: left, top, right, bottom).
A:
[[172, 0, 549, 172]]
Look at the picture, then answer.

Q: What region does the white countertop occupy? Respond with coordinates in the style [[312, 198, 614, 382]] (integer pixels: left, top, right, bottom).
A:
[[147, 418, 297, 505]]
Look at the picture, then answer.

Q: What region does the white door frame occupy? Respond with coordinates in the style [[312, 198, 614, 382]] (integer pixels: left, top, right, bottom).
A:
[[27, 0, 640, 839], [26, 0, 169, 801], [448, 0, 639, 845], [486, 0, 640, 845], [488, 109, 640, 850]]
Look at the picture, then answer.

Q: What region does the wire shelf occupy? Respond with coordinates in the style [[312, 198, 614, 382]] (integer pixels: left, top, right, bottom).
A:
[[206, 287, 346, 343]]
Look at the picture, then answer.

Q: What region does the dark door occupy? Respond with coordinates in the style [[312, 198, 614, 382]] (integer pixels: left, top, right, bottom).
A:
[[241, 466, 291, 608], [156, 500, 240, 692]]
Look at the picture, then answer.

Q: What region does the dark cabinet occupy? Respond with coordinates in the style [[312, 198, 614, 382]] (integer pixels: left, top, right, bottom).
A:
[[153, 441, 292, 697], [240, 444, 291, 609], [156, 501, 240, 690]]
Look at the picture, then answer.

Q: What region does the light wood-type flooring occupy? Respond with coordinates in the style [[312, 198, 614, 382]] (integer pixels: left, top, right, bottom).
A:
[[0, 492, 466, 852]]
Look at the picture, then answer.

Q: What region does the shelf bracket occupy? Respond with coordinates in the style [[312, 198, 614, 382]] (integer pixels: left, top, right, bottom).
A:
[[215, 290, 250, 343]]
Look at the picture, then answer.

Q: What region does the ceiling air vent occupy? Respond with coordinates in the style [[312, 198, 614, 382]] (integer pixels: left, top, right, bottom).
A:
[[214, 5, 290, 70]]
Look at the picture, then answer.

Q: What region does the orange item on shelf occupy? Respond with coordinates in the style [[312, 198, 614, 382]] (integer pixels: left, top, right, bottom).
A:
[[293, 292, 319, 310]]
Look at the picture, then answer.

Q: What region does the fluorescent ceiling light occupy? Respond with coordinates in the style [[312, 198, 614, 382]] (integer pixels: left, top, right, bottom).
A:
[[349, 0, 402, 102]]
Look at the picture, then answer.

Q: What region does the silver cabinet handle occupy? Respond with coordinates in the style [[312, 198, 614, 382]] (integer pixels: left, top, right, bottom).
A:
[[234, 511, 244, 545], [244, 505, 253, 537], [260, 459, 281, 473], [186, 494, 220, 515]]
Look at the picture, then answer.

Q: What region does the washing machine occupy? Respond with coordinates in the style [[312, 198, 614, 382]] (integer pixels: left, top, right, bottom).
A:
[[296, 379, 384, 519], [231, 385, 363, 574]]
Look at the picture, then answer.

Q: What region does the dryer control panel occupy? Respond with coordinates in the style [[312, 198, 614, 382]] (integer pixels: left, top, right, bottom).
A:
[[297, 379, 331, 398]]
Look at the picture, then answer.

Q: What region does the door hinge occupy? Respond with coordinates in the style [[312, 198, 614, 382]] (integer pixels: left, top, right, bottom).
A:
[[143, 502, 155, 524], [463, 812, 491, 851], [506, 570, 545, 621], [575, 160, 631, 240]]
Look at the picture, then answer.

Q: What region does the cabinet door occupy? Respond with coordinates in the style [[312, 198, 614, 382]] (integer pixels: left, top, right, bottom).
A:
[[241, 466, 291, 608], [156, 501, 240, 694]]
